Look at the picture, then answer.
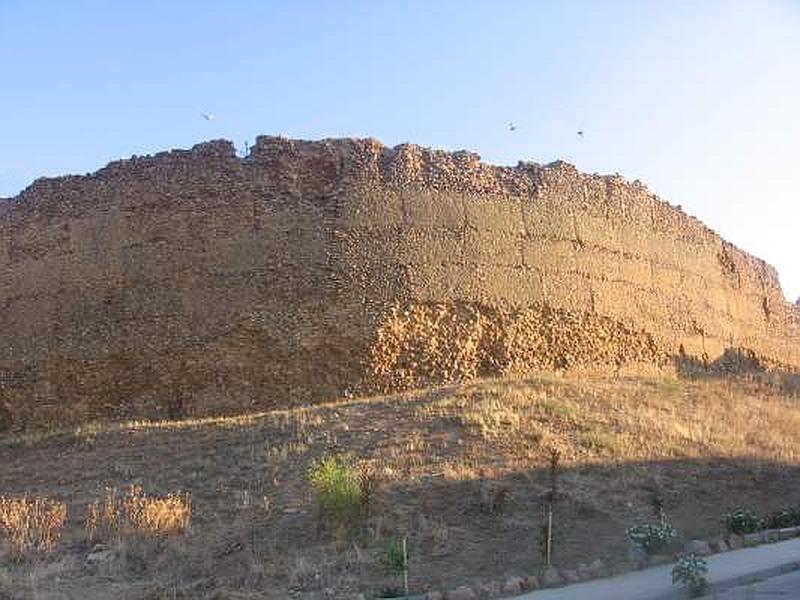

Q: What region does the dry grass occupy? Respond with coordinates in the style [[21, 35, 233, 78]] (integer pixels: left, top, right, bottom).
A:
[[85, 486, 120, 541], [415, 374, 800, 473], [86, 485, 191, 540], [2, 400, 328, 451], [0, 495, 67, 560]]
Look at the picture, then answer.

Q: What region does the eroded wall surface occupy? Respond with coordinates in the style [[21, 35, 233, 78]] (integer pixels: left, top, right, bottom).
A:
[[1, 136, 798, 428]]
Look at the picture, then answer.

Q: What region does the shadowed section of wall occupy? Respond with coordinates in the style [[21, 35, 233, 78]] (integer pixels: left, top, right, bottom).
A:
[[1, 136, 798, 430]]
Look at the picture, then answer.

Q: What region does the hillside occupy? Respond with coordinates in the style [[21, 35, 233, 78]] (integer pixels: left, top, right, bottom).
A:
[[2, 372, 800, 599]]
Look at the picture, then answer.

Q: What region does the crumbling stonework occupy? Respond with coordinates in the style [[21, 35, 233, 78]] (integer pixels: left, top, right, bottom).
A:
[[1, 136, 798, 429], [365, 302, 663, 393]]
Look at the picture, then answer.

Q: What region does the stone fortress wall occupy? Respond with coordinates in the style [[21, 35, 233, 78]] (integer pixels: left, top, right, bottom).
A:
[[1, 136, 798, 429]]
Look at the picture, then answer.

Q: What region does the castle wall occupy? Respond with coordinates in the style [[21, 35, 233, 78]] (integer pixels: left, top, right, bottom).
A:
[[1, 136, 797, 429]]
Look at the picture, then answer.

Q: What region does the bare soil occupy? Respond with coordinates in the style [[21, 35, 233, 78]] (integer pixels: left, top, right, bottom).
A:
[[2, 372, 800, 599]]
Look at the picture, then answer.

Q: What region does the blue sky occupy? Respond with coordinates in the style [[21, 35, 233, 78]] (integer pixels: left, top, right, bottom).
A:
[[2, 1, 799, 299]]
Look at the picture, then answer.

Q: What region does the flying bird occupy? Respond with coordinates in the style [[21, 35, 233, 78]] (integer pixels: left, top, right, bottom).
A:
[[508, 122, 517, 132], [577, 130, 584, 137], [202, 113, 215, 121]]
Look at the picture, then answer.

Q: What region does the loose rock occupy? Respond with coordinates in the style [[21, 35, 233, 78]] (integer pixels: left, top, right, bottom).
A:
[[86, 544, 115, 565]]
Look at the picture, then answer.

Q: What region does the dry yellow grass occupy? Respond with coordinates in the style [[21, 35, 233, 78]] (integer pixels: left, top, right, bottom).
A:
[[86, 485, 191, 540], [0, 495, 67, 559], [418, 374, 800, 474]]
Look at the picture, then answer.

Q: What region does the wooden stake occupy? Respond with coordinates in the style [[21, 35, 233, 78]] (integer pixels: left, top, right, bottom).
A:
[[402, 535, 409, 596], [546, 503, 553, 566]]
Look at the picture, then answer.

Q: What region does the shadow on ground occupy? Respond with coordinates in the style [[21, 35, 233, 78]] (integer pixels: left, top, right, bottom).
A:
[[2, 422, 800, 600]]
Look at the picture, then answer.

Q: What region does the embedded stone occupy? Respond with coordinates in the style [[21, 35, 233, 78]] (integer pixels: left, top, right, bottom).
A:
[[711, 538, 729, 553], [522, 575, 539, 590], [728, 534, 744, 549], [444, 586, 477, 600], [561, 569, 580, 584], [500, 577, 523, 595], [540, 566, 562, 587], [648, 554, 673, 566], [766, 529, 781, 542], [684, 539, 711, 556], [587, 558, 607, 578], [743, 533, 762, 546], [475, 581, 501, 598]]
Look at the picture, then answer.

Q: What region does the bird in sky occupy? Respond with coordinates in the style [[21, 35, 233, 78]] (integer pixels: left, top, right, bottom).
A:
[[202, 113, 215, 121], [508, 122, 517, 132], [577, 130, 584, 137]]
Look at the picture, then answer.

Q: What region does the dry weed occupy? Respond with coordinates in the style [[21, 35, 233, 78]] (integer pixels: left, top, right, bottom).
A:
[[87, 485, 191, 540], [0, 495, 67, 559], [288, 554, 323, 590], [86, 485, 121, 541], [459, 398, 522, 439], [357, 461, 378, 513]]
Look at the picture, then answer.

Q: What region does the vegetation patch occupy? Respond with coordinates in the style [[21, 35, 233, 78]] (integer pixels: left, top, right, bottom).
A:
[[307, 455, 367, 531], [86, 485, 192, 540], [0, 495, 67, 560], [3, 373, 800, 597], [722, 508, 762, 535], [672, 553, 708, 597]]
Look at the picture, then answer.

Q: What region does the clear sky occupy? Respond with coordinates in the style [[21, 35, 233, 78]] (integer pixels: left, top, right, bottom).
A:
[[1, 1, 799, 300]]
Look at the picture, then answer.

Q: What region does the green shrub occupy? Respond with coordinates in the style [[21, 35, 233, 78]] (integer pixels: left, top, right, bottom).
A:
[[722, 508, 762, 534], [382, 537, 408, 575], [672, 553, 708, 597], [307, 455, 364, 529], [381, 536, 409, 597], [762, 506, 800, 529], [627, 521, 677, 555]]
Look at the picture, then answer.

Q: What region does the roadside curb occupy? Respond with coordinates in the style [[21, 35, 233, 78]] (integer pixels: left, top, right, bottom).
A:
[[509, 541, 800, 600], [696, 560, 800, 599]]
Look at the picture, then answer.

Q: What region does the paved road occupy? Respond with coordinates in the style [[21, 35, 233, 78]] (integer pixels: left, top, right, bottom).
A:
[[706, 568, 800, 599], [515, 538, 800, 600]]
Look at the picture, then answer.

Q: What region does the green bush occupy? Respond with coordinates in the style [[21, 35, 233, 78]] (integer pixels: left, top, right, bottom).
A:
[[672, 553, 708, 597], [762, 506, 800, 529], [307, 455, 364, 529], [627, 521, 677, 555], [381, 537, 409, 597], [722, 508, 762, 534], [382, 537, 408, 575]]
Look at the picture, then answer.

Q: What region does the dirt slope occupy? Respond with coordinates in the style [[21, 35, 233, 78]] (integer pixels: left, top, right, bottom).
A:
[[2, 372, 800, 599]]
